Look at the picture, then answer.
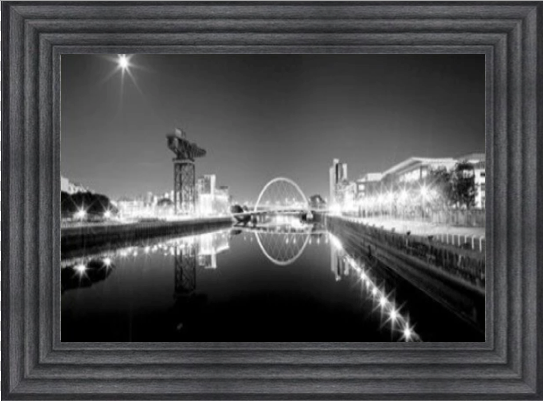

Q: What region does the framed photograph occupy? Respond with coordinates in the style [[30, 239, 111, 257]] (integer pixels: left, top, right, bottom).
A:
[[2, 1, 542, 399]]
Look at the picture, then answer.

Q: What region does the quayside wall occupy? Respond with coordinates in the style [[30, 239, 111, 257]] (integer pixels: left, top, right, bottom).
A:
[[325, 215, 485, 333], [62, 217, 233, 257]]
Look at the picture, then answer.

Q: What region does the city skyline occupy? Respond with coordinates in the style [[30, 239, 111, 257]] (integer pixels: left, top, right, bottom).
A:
[[61, 54, 485, 201]]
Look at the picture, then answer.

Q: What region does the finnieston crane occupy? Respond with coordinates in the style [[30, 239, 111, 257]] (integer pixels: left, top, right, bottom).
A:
[[166, 128, 206, 214]]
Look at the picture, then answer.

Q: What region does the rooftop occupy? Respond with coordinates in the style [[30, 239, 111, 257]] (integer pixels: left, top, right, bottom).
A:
[[382, 157, 457, 178]]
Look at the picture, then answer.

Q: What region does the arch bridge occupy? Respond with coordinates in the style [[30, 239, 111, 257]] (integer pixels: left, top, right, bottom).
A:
[[232, 177, 318, 224]]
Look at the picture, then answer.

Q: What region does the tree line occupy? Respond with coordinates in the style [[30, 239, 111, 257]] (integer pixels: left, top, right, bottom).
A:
[[427, 162, 478, 210], [61, 191, 117, 218]]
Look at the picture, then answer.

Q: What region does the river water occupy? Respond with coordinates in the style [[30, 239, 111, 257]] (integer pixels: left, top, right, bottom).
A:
[[61, 220, 483, 342]]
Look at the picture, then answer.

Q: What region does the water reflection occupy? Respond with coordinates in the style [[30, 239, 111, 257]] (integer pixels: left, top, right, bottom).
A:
[[235, 222, 325, 266], [61, 257, 115, 294], [171, 231, 230, 295], [61, 224, 453, 341], [329, 234, 421, 342]]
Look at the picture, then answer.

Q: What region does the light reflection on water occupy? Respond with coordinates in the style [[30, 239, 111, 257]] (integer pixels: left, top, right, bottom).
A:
[[61, 223, 480, 342]]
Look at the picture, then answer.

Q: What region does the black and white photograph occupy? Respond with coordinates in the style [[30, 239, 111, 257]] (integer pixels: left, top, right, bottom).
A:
[[61, 54, 486, 342]]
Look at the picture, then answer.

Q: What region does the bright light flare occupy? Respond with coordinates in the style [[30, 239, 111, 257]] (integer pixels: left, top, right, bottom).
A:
[[420, 185, 429, 200], [74, 263, 87, 275], [329, 203, 342, 215], [118, 54, 130, 70], [103, 257, 112, 267], [329, 235, 343, 250], [75, 209, 87, 220], [103, 210, 112, 219], [403, 325, 413, 341], [386, 192, 394, 203]]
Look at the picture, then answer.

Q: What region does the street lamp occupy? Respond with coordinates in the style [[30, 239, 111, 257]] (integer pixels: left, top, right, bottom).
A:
[[420, 185, 429, 220], [420, 185, 429, 200], [386, 192, 394, 218], [399, 189, 408, 219]]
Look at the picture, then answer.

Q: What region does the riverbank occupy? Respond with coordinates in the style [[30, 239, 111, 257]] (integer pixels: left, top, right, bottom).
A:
[[340, 216, 485, 237], [61, 216, 233, 256], [339, 215, 486, 252], [325, 215, 485, 334]]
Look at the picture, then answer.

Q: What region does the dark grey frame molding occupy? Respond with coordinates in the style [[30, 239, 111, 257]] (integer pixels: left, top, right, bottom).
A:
[[1, 1, 542, 399]]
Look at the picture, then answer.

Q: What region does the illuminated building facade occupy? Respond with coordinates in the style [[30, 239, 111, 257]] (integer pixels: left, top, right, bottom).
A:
[[335, 180, 357, 212], [61, 176, 94, 194], [381, 157, 457, 189], [196, 175, 230, 216], [329, 158, 348, 206], [197, 231, 230, 269], [196, 174, 215, 216], [350, 154, 486, 217], [214, 186, 231, 215]]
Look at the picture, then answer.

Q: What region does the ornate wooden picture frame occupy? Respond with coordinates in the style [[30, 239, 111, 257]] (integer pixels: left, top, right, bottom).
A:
[[2, 2, 542, 399]]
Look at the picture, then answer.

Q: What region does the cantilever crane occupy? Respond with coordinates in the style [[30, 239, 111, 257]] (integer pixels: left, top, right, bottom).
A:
[[166, 128, 206, 214]]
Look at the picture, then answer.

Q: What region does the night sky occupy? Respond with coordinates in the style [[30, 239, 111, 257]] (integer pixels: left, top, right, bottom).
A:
[[61, 54, 485, 202]]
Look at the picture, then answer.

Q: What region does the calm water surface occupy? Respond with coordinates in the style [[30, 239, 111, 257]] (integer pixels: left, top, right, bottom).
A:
[[61, 223, 483, 342]]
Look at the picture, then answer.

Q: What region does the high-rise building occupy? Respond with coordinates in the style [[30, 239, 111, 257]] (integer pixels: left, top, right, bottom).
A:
[[195, 175, 231, 215], [213, 186, 230, 215], [196, 174, 216, 215], [329, 159, 348, 205], [196, 175, 216, 196]]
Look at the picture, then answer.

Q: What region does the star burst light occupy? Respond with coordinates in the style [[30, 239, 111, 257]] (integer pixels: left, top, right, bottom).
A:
[[343, 255, 421, 342], [98, 54, 146, 98], [75, 208, 87, 220], [402, 325, 413, 341], [73, 263, 87, 279], [118, 54, 130, 70]]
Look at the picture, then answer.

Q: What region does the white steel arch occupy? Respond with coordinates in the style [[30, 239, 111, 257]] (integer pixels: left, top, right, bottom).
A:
[[254, 177, 309, 213], [254, 230, 311, 266]]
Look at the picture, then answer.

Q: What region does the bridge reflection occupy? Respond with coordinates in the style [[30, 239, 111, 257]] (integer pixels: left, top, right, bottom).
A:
[[61, 225, 421, 341]]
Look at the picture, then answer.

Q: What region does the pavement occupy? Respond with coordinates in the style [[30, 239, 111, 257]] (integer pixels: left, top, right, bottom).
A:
[[341, 216, 485, 238]]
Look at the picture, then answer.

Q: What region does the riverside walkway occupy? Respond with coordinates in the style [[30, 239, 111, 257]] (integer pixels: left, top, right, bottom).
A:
[[341, 216, 485, 252]]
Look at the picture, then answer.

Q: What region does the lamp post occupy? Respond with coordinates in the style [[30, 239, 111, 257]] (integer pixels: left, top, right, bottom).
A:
[[420, 185, 429, 221]]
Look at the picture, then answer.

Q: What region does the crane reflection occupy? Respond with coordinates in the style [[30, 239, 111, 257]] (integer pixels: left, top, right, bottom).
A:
[[61, 226, 421, 341]]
